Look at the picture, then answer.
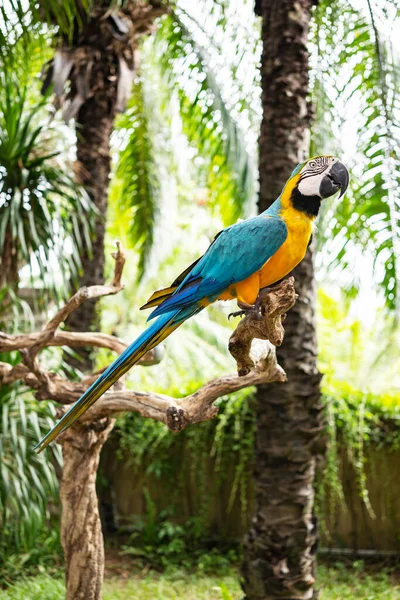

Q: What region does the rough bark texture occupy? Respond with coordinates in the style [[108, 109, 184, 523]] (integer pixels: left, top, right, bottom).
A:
[[60, 418, 115, 600], [229, 278, 297, 376], [0, 225, 19, 291], [66, 91, 115, 370], [241, 1, 325, 599]]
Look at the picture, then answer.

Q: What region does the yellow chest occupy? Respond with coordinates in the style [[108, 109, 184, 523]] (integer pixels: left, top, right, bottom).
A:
[[259, 213, 313, 287]]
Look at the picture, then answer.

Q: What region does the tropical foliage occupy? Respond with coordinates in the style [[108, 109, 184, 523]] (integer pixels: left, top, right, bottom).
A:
[[112, 2, 258, 279], [0, 0, 400, 591], [311, 0, 400, 313], [0, 74, 94, 294], [0, 19, 94, 296], [0, 293, 62, 583]]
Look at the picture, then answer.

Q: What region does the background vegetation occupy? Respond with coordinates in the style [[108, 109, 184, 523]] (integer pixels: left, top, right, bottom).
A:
[[0, 0, 399, 597]]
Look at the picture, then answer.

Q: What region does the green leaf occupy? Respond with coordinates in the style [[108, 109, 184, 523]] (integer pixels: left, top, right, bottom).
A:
[[152, 13, 255, 224]]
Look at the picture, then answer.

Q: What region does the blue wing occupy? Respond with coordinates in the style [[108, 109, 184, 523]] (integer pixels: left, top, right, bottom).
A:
[[149, 215, 288, 319]]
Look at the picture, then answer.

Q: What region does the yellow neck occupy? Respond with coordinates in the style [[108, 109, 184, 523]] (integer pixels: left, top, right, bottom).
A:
[[279, 173, 316, 224]]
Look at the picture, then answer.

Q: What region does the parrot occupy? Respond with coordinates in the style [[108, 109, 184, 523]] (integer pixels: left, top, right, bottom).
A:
[[34, 155, 349, 452]]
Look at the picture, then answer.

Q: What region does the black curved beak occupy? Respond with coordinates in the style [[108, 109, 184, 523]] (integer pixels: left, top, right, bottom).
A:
[[319, 161, 349, 199]]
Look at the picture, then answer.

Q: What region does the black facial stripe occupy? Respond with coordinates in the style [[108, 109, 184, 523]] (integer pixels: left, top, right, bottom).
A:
[[310, 156, 330, 165], [301, 169, 326, 179], [291, 187, 321, 217]]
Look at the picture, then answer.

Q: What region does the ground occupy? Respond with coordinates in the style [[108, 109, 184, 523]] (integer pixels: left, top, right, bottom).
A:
[[0, 561, 399, 600]]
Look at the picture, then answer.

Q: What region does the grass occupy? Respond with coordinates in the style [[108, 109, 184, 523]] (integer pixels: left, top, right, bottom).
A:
[[0, 572, 241, 600], [0, 562, 399, 600], [318, 563, 400, 600], [103, 573, 241, 600]]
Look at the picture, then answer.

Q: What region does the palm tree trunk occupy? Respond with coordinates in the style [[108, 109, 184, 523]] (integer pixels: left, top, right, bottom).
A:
[[241, 1, 325, 598], [63, 2, 165, 371], [66, 98, 115, 371], [53, 7, 165, 598]]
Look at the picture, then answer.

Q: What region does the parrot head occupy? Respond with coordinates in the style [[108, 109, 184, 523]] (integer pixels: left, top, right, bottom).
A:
[[289, 155, 349, 217]]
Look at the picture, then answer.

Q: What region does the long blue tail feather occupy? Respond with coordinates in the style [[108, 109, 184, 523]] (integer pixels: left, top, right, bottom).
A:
[[34, 307, 199, 453]]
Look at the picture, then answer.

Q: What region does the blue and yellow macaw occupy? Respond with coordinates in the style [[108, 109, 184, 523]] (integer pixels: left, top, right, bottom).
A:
[[35, 155, 349, 452]]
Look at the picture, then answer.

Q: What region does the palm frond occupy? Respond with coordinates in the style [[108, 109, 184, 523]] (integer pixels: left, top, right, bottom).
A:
[[149, 12, 256, 225], [0, 0, 91, 49], [112, 5, 258, 281], [112, 77, 160, 281], [311, 0, 400, 313], [0, 286, 35, 333], [36, 0, 92, 35], [0, 8, 52, 96], [0, 380, 61, 558]]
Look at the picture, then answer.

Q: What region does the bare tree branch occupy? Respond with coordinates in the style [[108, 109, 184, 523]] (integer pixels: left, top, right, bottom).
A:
[[0, 331, 128, 354], [0, 244, 159, 401], [229, 277, 297, 375], [0, 242, 296, 431], [26, 242, 126, 359], [74, 341, 285, 433]]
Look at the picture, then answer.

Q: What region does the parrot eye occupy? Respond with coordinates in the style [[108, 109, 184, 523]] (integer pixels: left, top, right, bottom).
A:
[[309, 161, 317, 169]]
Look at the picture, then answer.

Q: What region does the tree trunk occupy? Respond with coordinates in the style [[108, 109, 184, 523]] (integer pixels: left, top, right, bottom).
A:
[[60, 419, 115, 600], [242, 1, 325, 599], [63, 2, 164, 371], [66, 101, 115, 371], [0, 225, 19, 292]]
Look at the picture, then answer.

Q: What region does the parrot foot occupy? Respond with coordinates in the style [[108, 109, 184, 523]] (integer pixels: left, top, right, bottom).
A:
[[228, 301, 262, 320], [228, 287, 278, 320]]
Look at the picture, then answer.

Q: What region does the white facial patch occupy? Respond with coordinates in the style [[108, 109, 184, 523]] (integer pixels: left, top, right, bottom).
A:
[[298, 156, 338, 197], [297, 171, 326, 196]]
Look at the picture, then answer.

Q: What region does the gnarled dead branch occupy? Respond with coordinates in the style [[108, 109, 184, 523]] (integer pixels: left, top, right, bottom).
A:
[[0, 244, 296, 428]]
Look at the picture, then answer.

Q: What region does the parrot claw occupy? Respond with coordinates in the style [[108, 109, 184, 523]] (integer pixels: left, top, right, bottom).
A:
[[228, 309, 247, 320], [228, 287, 279, 320], [228, 301, 263, 321]]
